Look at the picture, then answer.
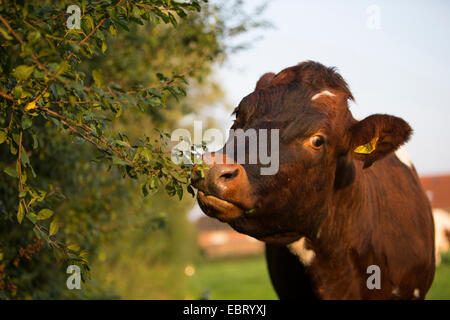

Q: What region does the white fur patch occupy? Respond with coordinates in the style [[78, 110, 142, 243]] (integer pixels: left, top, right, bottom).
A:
[[395, 147, 413, 169], [413, 288, 420, 298], [287, 237, 315, 266], [392, 287, 400, 296], [311, 90, 335, 100]]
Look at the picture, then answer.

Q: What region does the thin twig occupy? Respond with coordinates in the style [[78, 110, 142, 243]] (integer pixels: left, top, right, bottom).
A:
[[17, 131, 23, 192], [0, 91, 15, 102], [66, 17, 107, 61], [0, 15, 50, 74]]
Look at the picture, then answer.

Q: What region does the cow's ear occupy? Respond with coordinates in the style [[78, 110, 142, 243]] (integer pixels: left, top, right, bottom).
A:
[[255, 72, 275, 90], [348, 114, 412, 169]]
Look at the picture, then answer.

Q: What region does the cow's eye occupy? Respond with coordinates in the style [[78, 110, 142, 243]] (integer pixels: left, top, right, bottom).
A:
[[310, 135, 325, 149]]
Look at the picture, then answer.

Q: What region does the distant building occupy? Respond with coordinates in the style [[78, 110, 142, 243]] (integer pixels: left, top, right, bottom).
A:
[[420, 174, 450, 265], [196, 216, 263, 259], [421, 174, 450, 210]]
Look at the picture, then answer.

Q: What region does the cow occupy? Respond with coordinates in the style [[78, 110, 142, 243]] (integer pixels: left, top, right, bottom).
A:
[[192, 61, 435, 299]]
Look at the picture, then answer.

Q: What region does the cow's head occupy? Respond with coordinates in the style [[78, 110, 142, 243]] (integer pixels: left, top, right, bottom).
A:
[[192, 61, 412, 244]]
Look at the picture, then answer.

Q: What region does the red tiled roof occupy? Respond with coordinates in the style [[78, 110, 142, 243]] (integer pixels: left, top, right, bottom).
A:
[[420, 174, 450, 210]]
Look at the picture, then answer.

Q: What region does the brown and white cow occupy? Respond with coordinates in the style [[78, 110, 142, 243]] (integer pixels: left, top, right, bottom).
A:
[[192, 61, 435, 299]]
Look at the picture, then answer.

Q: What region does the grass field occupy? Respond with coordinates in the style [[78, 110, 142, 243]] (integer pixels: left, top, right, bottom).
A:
[[188, 253, 450, 300], [427, 253, 450, 300], [188, 255, 277, 300]]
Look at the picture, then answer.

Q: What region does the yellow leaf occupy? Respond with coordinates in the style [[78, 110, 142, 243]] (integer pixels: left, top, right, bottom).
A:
[[109, 25, 117, 36], [354, 137, 379, 154], [49, 219, 59, 236], [67, 243, 80, 251], [79, 250, 89, 263], [79, 250, 88, 258], [25, 101, 37, 111]]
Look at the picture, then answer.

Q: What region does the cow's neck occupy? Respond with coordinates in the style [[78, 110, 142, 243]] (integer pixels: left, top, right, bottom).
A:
[[297, 163, 375, 298], [314, 163, 369, 246]]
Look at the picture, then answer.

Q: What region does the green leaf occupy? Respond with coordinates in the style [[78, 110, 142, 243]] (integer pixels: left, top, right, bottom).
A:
[[92, 69, 103, 87], [187, 185, 195, 197], [12, 86, 23, 98], [165, 181, 176, 197], [112, 156, 129, 166], [4, 167, 18, 178], [33, 227, 41, 239], [0, 27, 12, 40], [57, 61, 69, 75], [176, 185, 183, 200], [101, 41, 107, 53], [148, 88, 162, 98], [49, 219, 59, 236], [82, 15, 94, 33], [115, 140, 130, 148], [21, 149, 30, 167], [0, 130, 7, 144], [140, 182, 149, 197], [27, 31, 41, 44], [244, 208, 256, 215], [12, 65, 35, 81], [10, 143, 17, 155], [21, 116, 32, 129], [37, 208, 53, 220], [32, 134, 39, 149], [26, 212, 38, 224], [17, 202, 25, 224]]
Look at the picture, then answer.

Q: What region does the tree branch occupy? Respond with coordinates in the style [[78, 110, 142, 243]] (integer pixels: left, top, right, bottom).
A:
[[0, 15, 50, 74]]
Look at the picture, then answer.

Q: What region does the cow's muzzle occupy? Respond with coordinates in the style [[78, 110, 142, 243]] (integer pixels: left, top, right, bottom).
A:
[[191, 152, 256, 222]]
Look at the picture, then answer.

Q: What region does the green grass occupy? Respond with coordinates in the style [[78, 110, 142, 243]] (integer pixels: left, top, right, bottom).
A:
[[427, 252, 450, 300], [188, 255, 277, 300], [188, 253, 450, 300]]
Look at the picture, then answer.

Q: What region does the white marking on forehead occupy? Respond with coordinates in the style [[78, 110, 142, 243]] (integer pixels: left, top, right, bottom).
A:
[[287, 237, 315, 266], [395, 147, 413, 169], [413, 288, 420, 298], [311, 90, 336, 100]]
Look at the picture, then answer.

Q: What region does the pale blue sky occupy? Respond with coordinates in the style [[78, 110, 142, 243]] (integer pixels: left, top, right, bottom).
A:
[[212, 0, 450, 175]]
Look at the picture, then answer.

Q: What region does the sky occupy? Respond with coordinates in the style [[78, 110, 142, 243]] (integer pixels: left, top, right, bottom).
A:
[[206, 0, 450, 176]]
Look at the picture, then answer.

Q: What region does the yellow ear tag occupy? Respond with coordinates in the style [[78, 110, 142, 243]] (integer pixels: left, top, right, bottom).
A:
[[354, 137, 379, 154]]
